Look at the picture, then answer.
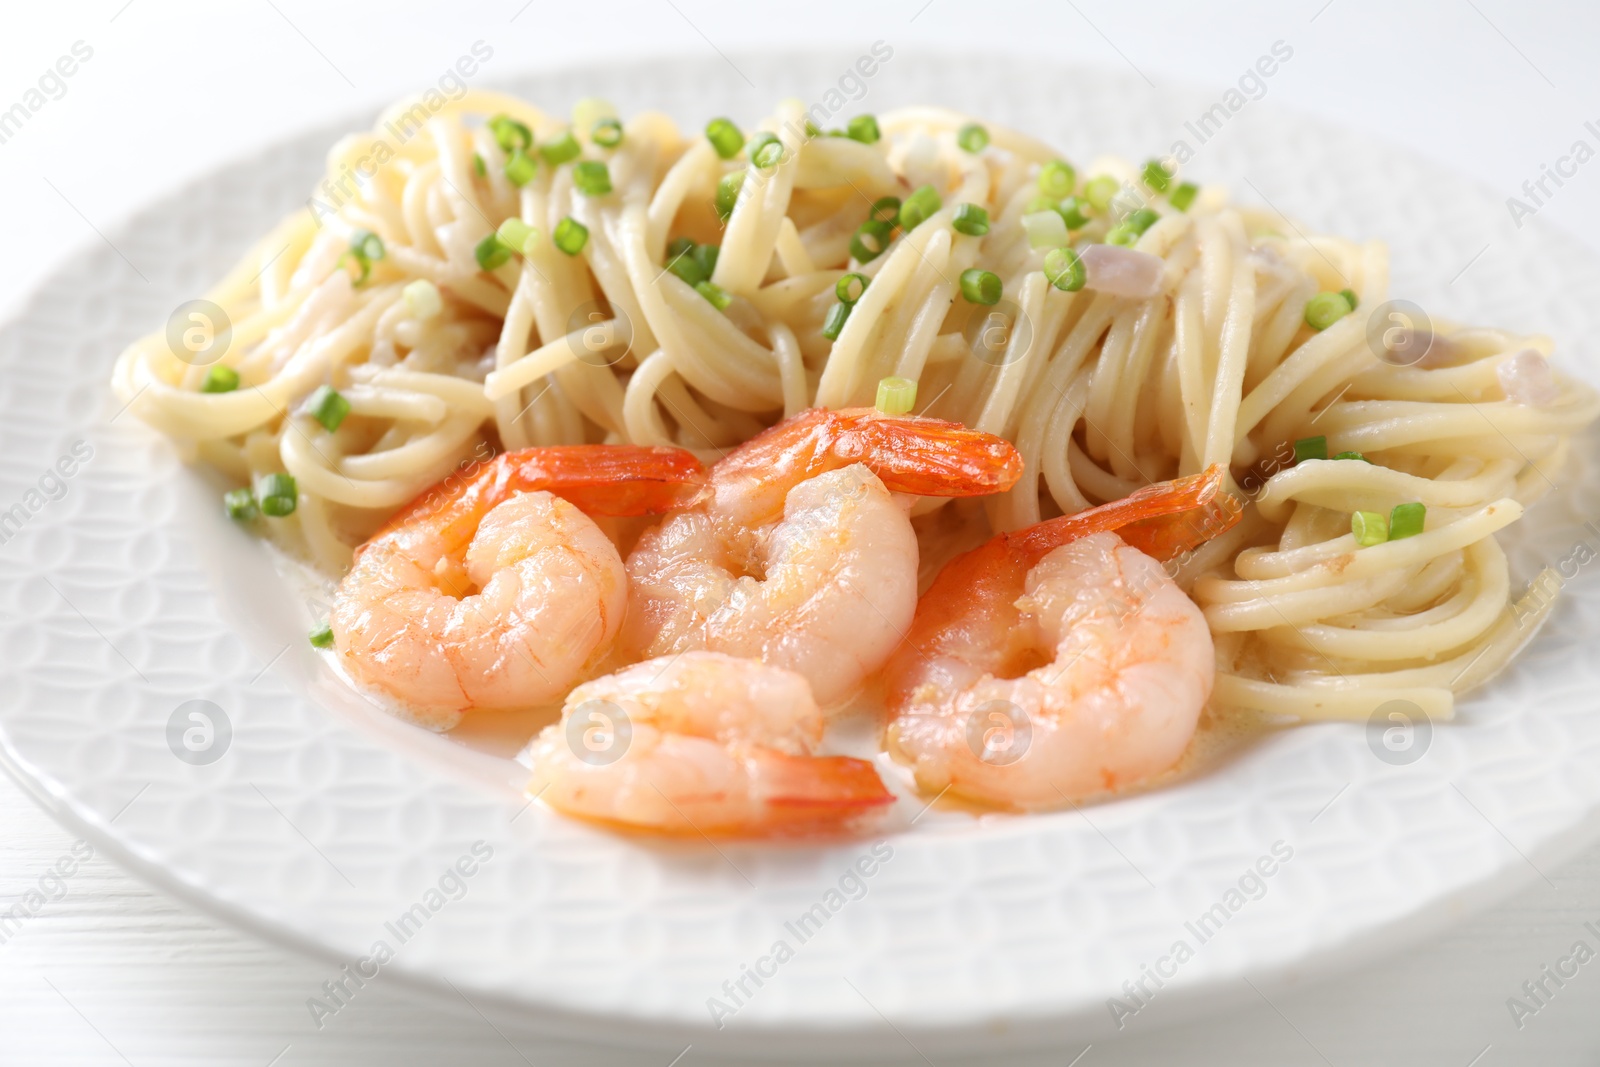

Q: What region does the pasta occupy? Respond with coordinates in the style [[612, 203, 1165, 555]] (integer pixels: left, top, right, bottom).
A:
[[111, 89, 1600, 727]]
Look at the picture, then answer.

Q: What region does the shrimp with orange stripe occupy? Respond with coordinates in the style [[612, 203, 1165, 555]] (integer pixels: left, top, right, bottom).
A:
[[330, 444, 705, 728], [884, 466, 1242, 811]]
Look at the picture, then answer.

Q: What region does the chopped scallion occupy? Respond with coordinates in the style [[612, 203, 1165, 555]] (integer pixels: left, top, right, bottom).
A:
[[1340, 288, 1359, 310], [201, 365, 239, 393], [488, 115, 532, 153], [748, 132, 784, 169], [496, 217, 535, 253], [504, 149, 536, 186], [1084, 175, 1119, 213], [692, 243, 719, 279], [474, 233, 512, 271], [472, 153, 486, 178], [846, 114, 880, 144], [308, 623, 335, 649], [1351, 510, 1388, 547], [952, 203, 990, 236], [1168, 181, 1199, 212], [705, 117, 744, 159], [1305, 291, 1354, 331], [1038, 160, 1077, 199], [538, 131, 581, 165], [850, 218, 892, 263], [875, 376, 917, 415], [1022, 210, 1069, 249], [957, 123, 989, 153], [667, 246, 707, 287], [305, 385, 350, 433], [715, 171, 745, 220], [591, 117, 623, 148], [695, 280, 732, 310], [1389, 503, 1426, 540], [960, 268, 1002, 306], [403, 279, 442, 319], [572, 160, 612, 197], [255, 472, 298, 518], [1293, 435, 1328, 463], [553, 216, 588, 256], [1057, 196, 1091, 229], [822, 301, 851, 340], [1142, 159, 1173, 193], [870, 196, 901, 224], [835, 272, 869, 305], [1332, 450, 1368, 462], [223, 487, 258, 521], [1043, 247, 1086, 292], [897, 185, 942, 231]]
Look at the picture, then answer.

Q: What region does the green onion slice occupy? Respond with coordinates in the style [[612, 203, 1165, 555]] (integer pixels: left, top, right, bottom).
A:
[[1084, 175, 1119, 212], [748, 132, 784, 169], [539, 131, 581, 165], [488, 115, 532, 153], [1038, 159, 1077, 198], [952, 203, 990, 236], [715, 171, 745, 220], [705, 117, 744, 159], [1293, 435, 1328, 463], [308, 623, 335, 649], [572, 160, 612, 197], [1351, 510, 1388, 547], [1057, 196, 1091, 229], [957, 123, 989, 153], [223, 487, 258, 521], [305, 385, 350, 433], [591, 117, 623, 148], [553, 216, 588, 256], [960, 268, 1002, 306], [475, 234, 512, 271], [504, 149, 536, 187], [695, 280, 732, 310], [1388, 502, 1426, 540], [1043, 247, 1086, 292], [875, 376, 918, 415], [496, 217, 535, 253], [897, 185, 942, 231], [870, 196, 901, 224], [201, 365, 240, 394], [255, 472, 298, 518], [850, 219, 892, 263], [835, 273, 869, 305], [822, 301, 851, 340], [846, 115, 880, 144], [1305, 291, 1354, 331], [1168, 181, 1199, 212], [1142, 159, 1173, 193]]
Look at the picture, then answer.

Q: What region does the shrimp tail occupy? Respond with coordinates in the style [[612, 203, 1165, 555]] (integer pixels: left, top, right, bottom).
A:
[[718, 407, 1023, 500], [750, 749, 896, 816], [365, 445, 706, 556], [490, 445, 708, 517], [1014, 463, 1242, 564]]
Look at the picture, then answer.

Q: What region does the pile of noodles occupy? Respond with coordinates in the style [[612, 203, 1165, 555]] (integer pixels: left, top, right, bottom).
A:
[[112, 89, 1600, 723]]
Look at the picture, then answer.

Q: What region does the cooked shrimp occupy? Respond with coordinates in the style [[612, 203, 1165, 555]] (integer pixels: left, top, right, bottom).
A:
[[884, 466, 1241, 810], [331, 445, 705, 725], [622, 408, 1023, 705], [526, 652, 893, 836]]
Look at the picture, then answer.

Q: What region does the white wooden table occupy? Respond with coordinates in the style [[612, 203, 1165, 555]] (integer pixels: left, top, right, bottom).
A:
[[4, 2, 1599, 1062]]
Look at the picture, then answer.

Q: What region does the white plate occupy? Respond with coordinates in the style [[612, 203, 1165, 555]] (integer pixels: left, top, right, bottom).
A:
[[4, 52, 1600, 1063]]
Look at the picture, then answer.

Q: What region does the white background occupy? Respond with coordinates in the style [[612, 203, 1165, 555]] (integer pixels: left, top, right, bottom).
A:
[[3, 1, 1600, 1063]]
